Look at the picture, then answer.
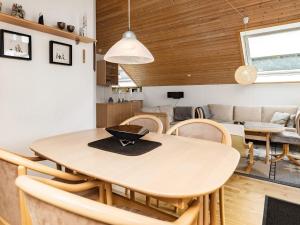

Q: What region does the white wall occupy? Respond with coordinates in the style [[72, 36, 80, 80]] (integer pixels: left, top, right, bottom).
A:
[[143, 83, 300, 107], [0, 0, 96, 153]]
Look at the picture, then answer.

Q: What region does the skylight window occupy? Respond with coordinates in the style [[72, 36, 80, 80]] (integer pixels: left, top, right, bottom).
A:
[[241, 22, 300, 83]]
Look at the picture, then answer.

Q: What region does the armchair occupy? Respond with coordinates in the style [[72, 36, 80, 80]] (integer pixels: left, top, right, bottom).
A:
[[0, 148, 102, 225]]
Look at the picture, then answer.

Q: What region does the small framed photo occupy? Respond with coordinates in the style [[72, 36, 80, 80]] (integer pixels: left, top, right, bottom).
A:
[[49, 41, 72, 66], [0, 29, 32, 60]]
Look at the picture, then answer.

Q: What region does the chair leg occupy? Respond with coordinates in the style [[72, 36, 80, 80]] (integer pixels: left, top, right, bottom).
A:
[[219, 187, 225, 225], [104, 183, 113, 205], [209, 191, 217, 225], [130, 190, 135, 201], [146, 196, 151, 206], [99, 183, 106, 203], [246, 142, 254, 173]]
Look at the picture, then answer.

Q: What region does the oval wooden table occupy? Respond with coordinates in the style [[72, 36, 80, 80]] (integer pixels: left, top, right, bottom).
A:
[[30, 129, 240, 224]]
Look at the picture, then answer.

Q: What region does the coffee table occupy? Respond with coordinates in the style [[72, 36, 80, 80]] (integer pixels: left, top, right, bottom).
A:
[[244, 122, 285, 163]]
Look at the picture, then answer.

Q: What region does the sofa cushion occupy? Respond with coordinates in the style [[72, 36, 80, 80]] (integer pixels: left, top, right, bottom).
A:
[[234, 106, 262, 122], [173, 107, 194, 121], [270, 112, 290, 126], [208, 104, 233, 122], [262, 106, 298, 122]]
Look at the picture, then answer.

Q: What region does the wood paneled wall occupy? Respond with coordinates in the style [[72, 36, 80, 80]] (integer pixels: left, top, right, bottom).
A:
[[96, 0, 300, 86]]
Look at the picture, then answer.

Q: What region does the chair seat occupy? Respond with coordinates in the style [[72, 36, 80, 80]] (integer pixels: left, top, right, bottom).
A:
[[272, 131, 300, 145]]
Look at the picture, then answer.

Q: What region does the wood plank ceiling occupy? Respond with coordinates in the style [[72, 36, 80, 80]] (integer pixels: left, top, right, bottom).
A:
[[96, 0, 300, 86]]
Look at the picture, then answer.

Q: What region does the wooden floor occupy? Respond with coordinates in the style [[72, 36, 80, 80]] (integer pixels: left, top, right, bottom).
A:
[[116, 174, 300, 225], [222, 174, 300, 225]]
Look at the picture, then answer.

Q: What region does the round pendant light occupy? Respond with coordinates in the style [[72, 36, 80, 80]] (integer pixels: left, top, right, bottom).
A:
[[235, 65, 257, 85], [104, 0, 154, 65], [234, 17, 257, 85], [224, 0, 258, 85]]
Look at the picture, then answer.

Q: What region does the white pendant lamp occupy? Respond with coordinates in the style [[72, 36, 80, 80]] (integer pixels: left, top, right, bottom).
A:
[[224, 0, 257, 85], [234, 17, 257, 85], [104, 0, 154, 64], [235, 65, 257, 85]]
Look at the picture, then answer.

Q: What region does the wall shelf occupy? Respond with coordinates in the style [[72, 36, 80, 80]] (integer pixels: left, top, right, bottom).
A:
[[0, 12, 97, 44]]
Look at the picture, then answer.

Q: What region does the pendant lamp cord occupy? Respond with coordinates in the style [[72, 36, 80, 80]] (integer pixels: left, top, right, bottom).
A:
[[224, 0, 250, 65], [224, 0, 244, 18], [128, 0, 131, 30]]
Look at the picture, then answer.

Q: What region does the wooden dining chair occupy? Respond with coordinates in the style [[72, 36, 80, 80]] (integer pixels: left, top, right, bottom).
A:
[[166, 119, 232, 225], [121, 114, 164, 134], [16, 175, 201, 225], [0, 148, 103, 225], [121, 114, 164, 199]]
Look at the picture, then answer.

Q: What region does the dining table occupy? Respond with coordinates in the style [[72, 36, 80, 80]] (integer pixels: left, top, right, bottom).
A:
[[30, 128, 240, 225]]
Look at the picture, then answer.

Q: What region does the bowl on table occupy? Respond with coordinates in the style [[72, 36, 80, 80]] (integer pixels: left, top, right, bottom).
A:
[[105, 125, 149, 146]]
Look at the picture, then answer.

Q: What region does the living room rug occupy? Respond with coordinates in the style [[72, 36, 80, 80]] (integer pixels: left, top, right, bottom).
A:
[[236, 143, 300, 188], [262, 196, 300, 225]]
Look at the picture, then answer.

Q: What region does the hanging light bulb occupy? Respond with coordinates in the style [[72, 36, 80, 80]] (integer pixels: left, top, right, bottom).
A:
[[235, 65, 257, 85], [235, 17, 257, 85], [104, 0, 154, 64]]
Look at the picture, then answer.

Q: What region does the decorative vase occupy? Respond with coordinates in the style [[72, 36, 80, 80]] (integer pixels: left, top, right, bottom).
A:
[[38, 13, 44, 25], [11, 4, 25, 19]]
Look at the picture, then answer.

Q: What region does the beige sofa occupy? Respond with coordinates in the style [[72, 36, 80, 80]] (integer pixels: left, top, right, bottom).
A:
[[200, 104, 300, 134], [140, 104, 300, 133]]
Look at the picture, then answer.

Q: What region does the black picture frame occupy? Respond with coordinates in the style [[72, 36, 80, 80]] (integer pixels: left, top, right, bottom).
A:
[[49, 41, 72, 66], [0, 29, 32, 60]]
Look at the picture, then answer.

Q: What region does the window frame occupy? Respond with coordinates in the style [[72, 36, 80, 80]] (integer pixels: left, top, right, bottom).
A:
[[240, 21, 300, 83]]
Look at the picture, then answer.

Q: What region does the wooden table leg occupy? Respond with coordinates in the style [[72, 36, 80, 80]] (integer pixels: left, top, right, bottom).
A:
[[209, 191, 217, 225], [265, 133, 271, 164], [219, 187, 225, 225], [197, 196, 204, 225], [104, 183, 113, 205]]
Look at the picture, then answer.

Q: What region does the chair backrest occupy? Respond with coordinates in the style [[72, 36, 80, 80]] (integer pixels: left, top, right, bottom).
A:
[[0, 159, 20, 225], [166, 119, 232, 146], [121, 115, 164, 134], [16, 176, 200, 225], [0, 148, 85, 225]]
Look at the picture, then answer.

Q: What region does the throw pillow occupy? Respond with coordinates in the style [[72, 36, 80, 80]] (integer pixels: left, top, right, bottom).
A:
[[201, 105, 213, 119], [287, 114, 296, 128], [270, 112, 290, 126]]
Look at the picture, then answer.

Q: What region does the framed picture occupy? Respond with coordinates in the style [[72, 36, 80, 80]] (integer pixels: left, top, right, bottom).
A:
[[0, 29, 32, 60], [49, 41, 72, 66]]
